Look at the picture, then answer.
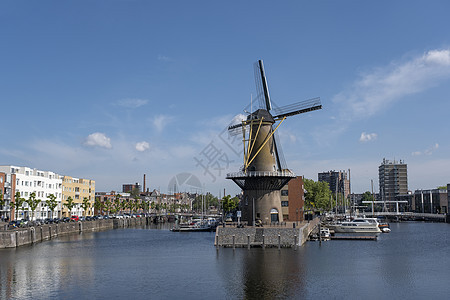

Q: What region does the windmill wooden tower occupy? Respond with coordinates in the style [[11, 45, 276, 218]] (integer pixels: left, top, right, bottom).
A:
[[227, 60, 322, 225]]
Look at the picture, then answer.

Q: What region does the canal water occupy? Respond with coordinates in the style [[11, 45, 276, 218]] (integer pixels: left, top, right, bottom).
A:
[[1, 222, 449, 299]]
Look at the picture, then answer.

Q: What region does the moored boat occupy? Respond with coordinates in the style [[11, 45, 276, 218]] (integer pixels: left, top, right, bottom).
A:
[[170, 218, 218, 232], [327, 217, 381, 233], [320, 227, 331, 240]]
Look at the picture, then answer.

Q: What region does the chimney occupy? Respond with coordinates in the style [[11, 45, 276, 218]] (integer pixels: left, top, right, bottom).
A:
[[143, 174, 146, 194]]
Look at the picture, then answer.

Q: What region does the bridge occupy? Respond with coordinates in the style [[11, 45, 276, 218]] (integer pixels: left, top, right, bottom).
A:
[[366, 211, 446, 221]]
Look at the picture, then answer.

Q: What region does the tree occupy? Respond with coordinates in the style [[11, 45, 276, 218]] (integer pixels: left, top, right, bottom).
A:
[[26, 192, 41, 221], [103, 198, 113, 215], [94, 198, 104, 215], [361, 191, 375, 204], [192, 194, 219, 212], [114, 195, 121, 214], [0, 191, 4, 214], [437, 185, 447, 190], [81, 197, 91, 217], [222, 195, 239, 213], [130, 187, 140, 199], [14, 192, 25, 220], [45, 194, 59, 219], [304, 179, 332, 212], [63, 196, 76, 216]]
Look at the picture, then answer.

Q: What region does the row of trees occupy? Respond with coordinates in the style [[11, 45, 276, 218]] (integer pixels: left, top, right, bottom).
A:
[[304, 179, 383, 213], [94, 195, 149, 215], [304, 178, 352, 212], [9, 192, 92, 220], [1, 190, 243, 220]]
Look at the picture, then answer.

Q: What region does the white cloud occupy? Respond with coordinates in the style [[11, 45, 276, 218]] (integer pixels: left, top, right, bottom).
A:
[[135, 141, 150, 152], [229, 113, 247, 126], [114, 98, 148, 108], [158, 55, 173, 62], [83, 132, 112, 149], [359, 132, 378, 142], [334, 49, 450, 119], [153, 115, 173, 132], [412, 143, 439, 156]]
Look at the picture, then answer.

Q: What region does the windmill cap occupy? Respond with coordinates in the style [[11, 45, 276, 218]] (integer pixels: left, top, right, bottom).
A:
[[247, 109, 274, 123]]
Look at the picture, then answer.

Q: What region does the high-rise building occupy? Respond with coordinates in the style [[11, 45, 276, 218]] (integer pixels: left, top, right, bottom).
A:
[[318, 170, 350, 199], [378, 158, 408, 203]]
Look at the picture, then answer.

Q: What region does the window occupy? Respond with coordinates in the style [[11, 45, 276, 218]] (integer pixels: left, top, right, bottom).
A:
[[281, 190, 288, 196], [281, 201, 289, 207]]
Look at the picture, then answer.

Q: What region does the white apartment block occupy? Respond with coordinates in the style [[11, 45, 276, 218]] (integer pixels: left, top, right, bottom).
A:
[[0, 165, 63, 220]]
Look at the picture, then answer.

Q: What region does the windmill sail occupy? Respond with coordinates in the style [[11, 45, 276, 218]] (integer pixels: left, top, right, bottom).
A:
[[272, 97, 322, 119], [254, 60, 272, 111]]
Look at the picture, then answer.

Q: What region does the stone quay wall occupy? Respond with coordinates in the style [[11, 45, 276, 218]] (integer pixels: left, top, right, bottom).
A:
[[215, 218, 319, 248], [0, 217, 149, 249]]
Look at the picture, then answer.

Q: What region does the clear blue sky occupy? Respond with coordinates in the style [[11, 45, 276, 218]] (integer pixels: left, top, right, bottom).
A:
[[1, 0, 450, 195]]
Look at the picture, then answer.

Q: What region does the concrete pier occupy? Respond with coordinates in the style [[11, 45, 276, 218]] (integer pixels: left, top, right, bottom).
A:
[[215, 218, 319, 248]]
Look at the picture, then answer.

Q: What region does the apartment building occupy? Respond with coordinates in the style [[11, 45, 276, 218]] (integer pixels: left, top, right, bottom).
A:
[[0, 171, 16, 220], [61, 176, 95, 217], [280, 176, 305, 222], [0, 165, 62, 220], [318, 170, 350, 199], [413, 188, 448, 214], [379, 158, 408, 203]]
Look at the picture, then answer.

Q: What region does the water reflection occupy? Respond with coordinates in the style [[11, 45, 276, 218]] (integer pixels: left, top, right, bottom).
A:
[[0, 233, 98, 299], [216, 248, 306, 299]]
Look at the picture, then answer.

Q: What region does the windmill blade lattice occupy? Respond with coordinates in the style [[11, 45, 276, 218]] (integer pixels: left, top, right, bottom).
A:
[[272, 97, 322, 119]]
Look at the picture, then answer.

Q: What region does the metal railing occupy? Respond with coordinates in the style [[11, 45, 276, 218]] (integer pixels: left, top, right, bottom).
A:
[[227, 170, 295, 178]]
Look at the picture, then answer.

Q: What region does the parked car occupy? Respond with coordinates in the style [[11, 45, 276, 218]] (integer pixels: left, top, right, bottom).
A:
[[8, 220, 19, 228], [71, 215, 79, 221]]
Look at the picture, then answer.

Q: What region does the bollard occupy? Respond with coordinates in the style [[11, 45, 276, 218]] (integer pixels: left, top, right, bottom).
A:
[[30, 227, 35, 244], [232, 235, 235, 249], [247, 235, 250, 249], [49, 226, 52, 239], [278, 234, 281, 250]]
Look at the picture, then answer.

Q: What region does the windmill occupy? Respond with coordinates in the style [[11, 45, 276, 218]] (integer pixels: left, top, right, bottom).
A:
[[226, 60, 322, 224]]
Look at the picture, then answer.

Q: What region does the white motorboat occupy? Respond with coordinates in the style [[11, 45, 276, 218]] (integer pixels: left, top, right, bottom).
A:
[[327, 218, 381, 233], [320, 227, 331, 240]]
